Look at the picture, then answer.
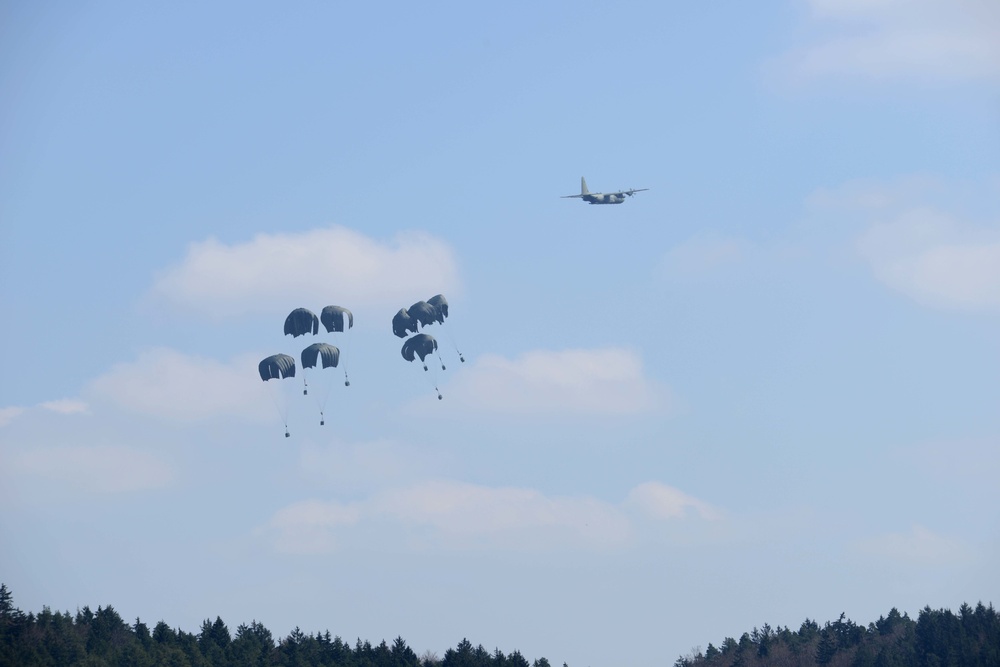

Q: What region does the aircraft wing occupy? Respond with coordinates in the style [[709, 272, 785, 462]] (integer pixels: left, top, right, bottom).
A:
[[560, 194, 587, 198]]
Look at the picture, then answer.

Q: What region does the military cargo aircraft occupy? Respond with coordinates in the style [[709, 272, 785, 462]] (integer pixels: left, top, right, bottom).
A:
[[561, 177, 648, 205]]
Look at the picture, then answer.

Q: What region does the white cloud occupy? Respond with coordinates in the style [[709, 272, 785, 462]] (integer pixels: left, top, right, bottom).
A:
[[375, 480, 632, 548], [87, 347, 271, 421], [443, 348, 669, 416], [1, 400, 90, 427], [857, 208, 1000, 309], [259, 480, 717, 555], [626, 481, 722, 521], [40, 398, 90, 415], [853, 524, 975, 566], [149, 226, 460, 318], [261, 499, 362, 555], [803, 177, 1000, 309], [8, 444, 173, 494], [0, 406, 26, 427], [780, 0, 1000, 82]]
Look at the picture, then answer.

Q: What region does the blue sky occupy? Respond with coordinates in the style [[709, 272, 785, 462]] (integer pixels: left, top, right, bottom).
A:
[[1, 1, 999, 665]]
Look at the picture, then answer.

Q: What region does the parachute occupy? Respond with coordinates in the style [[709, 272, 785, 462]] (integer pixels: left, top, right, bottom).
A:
[[259, 354, 296, 381], [320, 305, 353, 386], [259, 354, 296, 437], [427, 294, 448, 322], [284, 308, 319, 337], [393, 308, 417, 338], [401, 333, 440, 368], [401, 333, 442, 399], [408, 301, 438, 328], [301, 343, 340, 369], [300, 343, 341, 426], [321, 306, 353, 333]]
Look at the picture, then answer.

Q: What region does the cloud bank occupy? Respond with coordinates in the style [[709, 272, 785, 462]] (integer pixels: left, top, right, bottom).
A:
[[857, 208, 1000, 310], [626, 481, 723, 521], [806, 177, 1000, 310], [263, 499, 363, 555], [150, 226, 460, 318], [259, 480, 720, 555], [0, 399, 92, 427], [0, 406, 26, 427], [39, 398, 90, 415], [87, 348, 270, 421], [781, 0, 1000, 82]]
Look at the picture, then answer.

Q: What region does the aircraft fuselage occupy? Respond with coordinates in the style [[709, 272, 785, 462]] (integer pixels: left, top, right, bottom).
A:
[[582, 193, 625, 205]]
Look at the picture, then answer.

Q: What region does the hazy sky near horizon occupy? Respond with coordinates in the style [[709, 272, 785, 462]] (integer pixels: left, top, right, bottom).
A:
[[2, 1, 999, 665]]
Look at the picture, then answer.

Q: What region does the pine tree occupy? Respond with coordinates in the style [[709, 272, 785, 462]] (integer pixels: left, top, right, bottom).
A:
[[152, 620, 177, 645], [0, 585, 15, 621], [232, 620, 274, 667], [816, 628, 837, 664]]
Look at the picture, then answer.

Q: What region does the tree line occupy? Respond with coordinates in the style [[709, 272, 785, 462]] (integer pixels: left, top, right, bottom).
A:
[[674, 602, 1000, 667], [2, 583, 997, 667], [0, 583, 552, 667]]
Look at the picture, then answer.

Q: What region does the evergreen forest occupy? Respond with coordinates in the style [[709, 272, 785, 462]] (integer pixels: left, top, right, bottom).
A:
[[1, 583, 997, 667], [673, 603, 1000, 667]]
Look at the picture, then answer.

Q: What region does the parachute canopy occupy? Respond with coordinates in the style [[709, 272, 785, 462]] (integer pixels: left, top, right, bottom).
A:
[[284, 308, 319, 337], [259, 354, 296, 381], [321, 306, 353, 333], [408, 301, 438, 328], [301, 343, 340, 369], [427, 294, 448, 321], [401, 333, 438, 363], [393, 308, 417, 338]]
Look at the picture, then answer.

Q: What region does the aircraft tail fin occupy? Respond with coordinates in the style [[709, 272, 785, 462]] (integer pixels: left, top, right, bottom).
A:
[[580, 177, 589, 195]]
